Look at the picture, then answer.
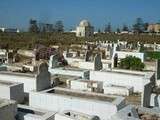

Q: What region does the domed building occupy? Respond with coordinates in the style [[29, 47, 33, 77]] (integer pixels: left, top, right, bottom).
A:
[[76, 20, 94, 37]]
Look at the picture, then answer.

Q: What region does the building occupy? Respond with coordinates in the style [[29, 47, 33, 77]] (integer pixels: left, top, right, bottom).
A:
[[76, 20, 94, 37], [148, 23, 160, 33], [0, 28, 20, 33]]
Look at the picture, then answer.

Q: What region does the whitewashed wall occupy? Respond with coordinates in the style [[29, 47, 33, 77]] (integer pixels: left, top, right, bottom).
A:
[[150, 93, 160, 107], [55, 114, 74, 120], [0, 74, 36, 93], [113, 51, 144, 62], [49, 68, 89, 79], [29, 91, 122, 120], [90, 71, 151, 92], [0, 82, 24, 103], [0, 100, 17, 120], [65, 58, 110, 70]]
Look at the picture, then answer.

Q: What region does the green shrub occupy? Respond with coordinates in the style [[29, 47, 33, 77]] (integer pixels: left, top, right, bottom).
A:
[[119, 56, 145, 71]]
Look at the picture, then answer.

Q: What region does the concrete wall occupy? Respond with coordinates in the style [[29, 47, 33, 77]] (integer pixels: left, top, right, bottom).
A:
[[141, 82, 153, 107], [90, 71, 151, 92], [49, 68, 90, 79], [103, 85, 133, 96], [0, 100, 17, 120], [17, 105, 55, 120], [55, 114, 74, 120], [0, 73, 36, 93], [10, 83, 24, 103], [150, 93, 160, 107], [113, 51, 144, 62], [0, 82, 24, 103], [65, 58, 110, 70], [29, 90, 124, 120], [0, 62, 51, 93]]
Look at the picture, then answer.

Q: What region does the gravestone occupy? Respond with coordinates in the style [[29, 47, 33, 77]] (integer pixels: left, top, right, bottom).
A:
[[66, 48, 70, 57], [85, 50, 91, 62], [156, 59, 160, 80], [113, 53, 118, 68], [49, 54, 59, 68], [76, 51, 80, 57], [142, 82, 153, 107], [94, 53, 103, 71], [36, 62, 51, 91]]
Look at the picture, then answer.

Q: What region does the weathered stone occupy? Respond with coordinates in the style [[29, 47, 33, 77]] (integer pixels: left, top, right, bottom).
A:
[[94, 53, 103, 71]]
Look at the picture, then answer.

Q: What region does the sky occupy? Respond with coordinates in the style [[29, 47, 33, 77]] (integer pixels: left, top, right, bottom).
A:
[[0, 0, 160, 31]]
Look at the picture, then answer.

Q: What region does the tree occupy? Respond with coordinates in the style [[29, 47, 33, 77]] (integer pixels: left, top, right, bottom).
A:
[[116, 28, 121, 33], [132, 18, 145, 33], [29, 19, 39, 33], [55, 20, 64, 32], [98, 29, 101, 33], [122, 24, 129, 31], [119, 56, 145, 71], [144, 22, 149, 31], [104, 22, 112, 33]]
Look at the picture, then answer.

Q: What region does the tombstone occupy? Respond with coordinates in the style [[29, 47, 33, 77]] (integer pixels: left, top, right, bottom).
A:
[[66, 48, 70, 57], [85, 50, 91, 62], [32, 57, 36, 66], [156, 59, 160, 81], [142, 82, 153, 107], [107, 44, 111, 51], [154, 42, 157, 51], [116, 44, 120, 51], [102, 50, 106, 59], [109, 46, 114, 59], [36, 62, 51, 91], [7, 52, 13, 64], [49, 54, 59, 68], [94, 53, 103, 71], [76, 51, 80, 57], [113, 53, 118, 68]]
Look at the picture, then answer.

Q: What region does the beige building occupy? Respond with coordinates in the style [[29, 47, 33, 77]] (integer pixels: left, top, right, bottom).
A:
[[76, 20, 94, 37], [148, 23, 160, 33]]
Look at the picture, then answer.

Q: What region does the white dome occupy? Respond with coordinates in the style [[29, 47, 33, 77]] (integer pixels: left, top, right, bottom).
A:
[[79, 20, 91, 27]]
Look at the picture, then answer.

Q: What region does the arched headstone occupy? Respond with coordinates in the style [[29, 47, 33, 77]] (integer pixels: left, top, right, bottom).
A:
[[94, 53, 103, 71], [36, 62, 51, 91]]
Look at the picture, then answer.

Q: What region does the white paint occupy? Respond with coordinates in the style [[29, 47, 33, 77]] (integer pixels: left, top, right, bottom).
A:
[[103, 84, 133, 96], [150, 93, 160, 107], [90, 70, 153, 92], [113, 51, 144, 62], [49, 67, 90, 79], [29, 88, 125, 120], [0, 80, 24, 103], [70, 79, 103, 92]]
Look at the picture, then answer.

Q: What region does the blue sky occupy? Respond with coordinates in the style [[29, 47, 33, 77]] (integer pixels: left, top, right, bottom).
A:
[[0, 0, 160, 31]]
